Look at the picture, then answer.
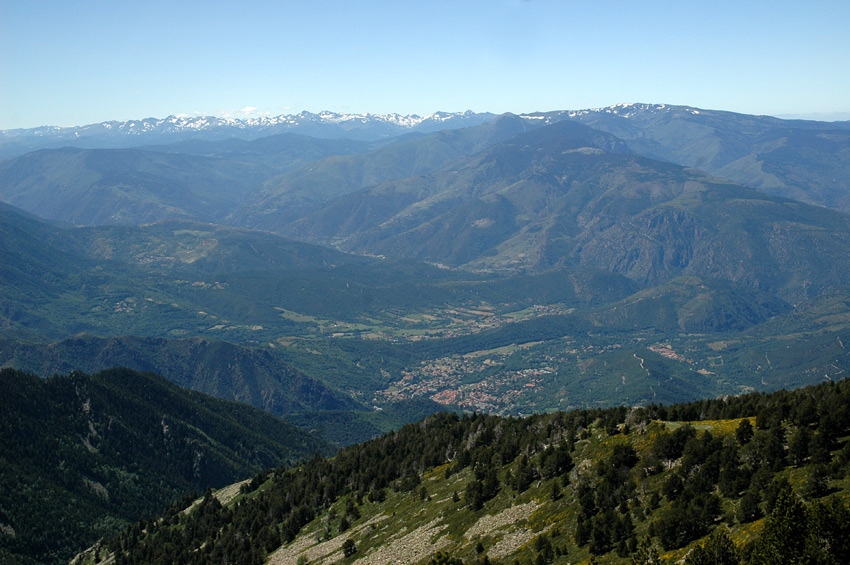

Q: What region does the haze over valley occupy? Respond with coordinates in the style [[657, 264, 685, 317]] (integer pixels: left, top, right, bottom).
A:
[[3, 2, 850, 561], [3, 101, 850, 564]]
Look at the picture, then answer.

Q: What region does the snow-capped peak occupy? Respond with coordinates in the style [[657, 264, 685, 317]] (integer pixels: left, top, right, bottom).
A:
[[0, 110, 493, 144]]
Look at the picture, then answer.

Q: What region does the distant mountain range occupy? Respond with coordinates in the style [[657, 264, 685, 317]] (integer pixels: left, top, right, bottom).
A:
[[0, 110, 496, 158], [553, 103, 850, 211], [2, 104, 849, 226], [3, 103, 848, 210]]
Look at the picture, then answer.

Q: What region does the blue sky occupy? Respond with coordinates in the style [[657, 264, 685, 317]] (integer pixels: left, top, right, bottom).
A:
[[1, 0, 848, 129]]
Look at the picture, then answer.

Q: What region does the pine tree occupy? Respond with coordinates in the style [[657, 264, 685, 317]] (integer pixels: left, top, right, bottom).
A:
[[342, 539, 357, 557], [788, 426, 811, 466], [630, 535, 663, 565], [748, 489, 808, 564], [735, 419, 754, 445], [684, 529, 738, 565], [550, 478, 562, 501]]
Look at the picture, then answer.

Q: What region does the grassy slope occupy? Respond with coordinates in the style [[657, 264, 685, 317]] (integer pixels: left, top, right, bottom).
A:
[[264, 418, 799, 564]]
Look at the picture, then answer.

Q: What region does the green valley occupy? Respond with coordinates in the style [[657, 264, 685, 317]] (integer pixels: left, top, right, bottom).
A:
[[3, 105, 850, 564]]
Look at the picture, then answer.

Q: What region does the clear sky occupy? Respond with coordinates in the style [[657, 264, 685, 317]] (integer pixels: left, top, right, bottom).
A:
[[1, 0, 848, 129]]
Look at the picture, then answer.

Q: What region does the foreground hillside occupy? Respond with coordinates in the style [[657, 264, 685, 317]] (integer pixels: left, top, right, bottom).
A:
[[88, 378, 850, 564], [0, 367, 331, 565]]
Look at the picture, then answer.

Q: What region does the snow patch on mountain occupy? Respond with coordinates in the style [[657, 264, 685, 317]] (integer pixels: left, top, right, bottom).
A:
[[518, 103, 713, 125], [0, 110, 487, 140]]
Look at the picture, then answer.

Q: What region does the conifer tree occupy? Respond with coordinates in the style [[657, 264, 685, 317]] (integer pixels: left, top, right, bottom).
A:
[[630, 535, 663, 565], [684, 529, 738, 565], [748, 489, 808, 564]]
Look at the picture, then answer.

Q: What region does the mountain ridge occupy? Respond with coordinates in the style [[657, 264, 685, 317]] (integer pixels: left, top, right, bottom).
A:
[[0, 333, 361, 416], [0, 110, 497, 158], [261, 119, 850, 302], [547, 103, 850, 211]]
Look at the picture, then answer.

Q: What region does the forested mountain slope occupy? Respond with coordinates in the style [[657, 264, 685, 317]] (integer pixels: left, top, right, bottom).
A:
[[87, 378, 850, 564], [0, 367, 331, 565], [0, 147, 272, 225], [229, 114, 545, 229], [0, 334, 360, 415], [269, 120, 850, 303]]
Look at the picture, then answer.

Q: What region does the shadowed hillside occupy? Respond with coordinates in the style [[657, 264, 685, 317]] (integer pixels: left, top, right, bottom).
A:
[[0, 367, 331, 565]]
